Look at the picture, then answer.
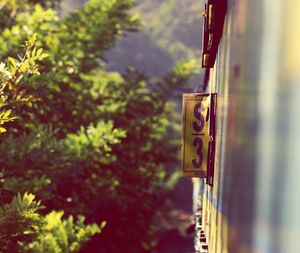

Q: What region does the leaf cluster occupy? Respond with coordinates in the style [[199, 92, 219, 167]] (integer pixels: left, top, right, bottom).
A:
[[0, 193, 43, 252], [0, 34, 46, 133], [21, 211, 105, 253]]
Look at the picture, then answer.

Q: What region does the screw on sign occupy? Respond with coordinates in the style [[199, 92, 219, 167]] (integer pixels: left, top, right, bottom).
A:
[[181, 93, 212, 177]]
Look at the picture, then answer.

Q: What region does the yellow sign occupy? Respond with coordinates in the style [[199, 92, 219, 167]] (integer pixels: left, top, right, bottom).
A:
[[182, 93, 216, 177]]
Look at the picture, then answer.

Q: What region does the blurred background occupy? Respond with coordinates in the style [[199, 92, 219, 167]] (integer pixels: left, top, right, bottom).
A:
[[62, 0, 203, 77]]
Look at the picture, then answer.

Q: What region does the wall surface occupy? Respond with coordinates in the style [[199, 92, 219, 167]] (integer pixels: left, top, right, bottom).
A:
[[201, 0, 300, 252]]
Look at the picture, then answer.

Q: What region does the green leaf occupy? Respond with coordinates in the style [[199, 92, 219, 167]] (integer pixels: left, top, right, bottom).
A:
[[7, 57, 17, 70]]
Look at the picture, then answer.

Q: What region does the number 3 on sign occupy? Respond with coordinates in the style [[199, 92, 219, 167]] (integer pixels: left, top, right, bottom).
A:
[[192, 137, 203, 168], [182, 93, 211, 177]]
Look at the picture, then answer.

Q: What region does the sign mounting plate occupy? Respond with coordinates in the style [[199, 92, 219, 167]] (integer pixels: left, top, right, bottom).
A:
[[182, 93, 217, 180]]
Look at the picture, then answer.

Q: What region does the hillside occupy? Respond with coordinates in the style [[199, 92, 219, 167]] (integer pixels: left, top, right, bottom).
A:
[[136, 0, 202, 60], [60, 0, 203, 76], [107, 0, 203, 76]]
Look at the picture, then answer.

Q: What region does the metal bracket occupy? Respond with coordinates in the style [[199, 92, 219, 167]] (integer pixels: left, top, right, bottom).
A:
[[202, 0, 227, 68], [206, 93, 217, 186]]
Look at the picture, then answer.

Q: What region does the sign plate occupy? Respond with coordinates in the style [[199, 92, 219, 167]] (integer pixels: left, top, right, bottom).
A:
[[181, 93, 216, 178]]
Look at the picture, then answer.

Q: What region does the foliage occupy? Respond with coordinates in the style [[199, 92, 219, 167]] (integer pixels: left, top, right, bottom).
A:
[[0, 32, 104, 253], [0, 34, 46, 133], [0, 38, 46, 252], [22, 211, 105, 253], [65, 121, 126, 162], [0, 193, 43, 252], [0, 0, 198, 252]]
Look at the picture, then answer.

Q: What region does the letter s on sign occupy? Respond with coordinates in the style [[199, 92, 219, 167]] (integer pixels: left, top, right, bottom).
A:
[[193, 102, 205, 132]]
